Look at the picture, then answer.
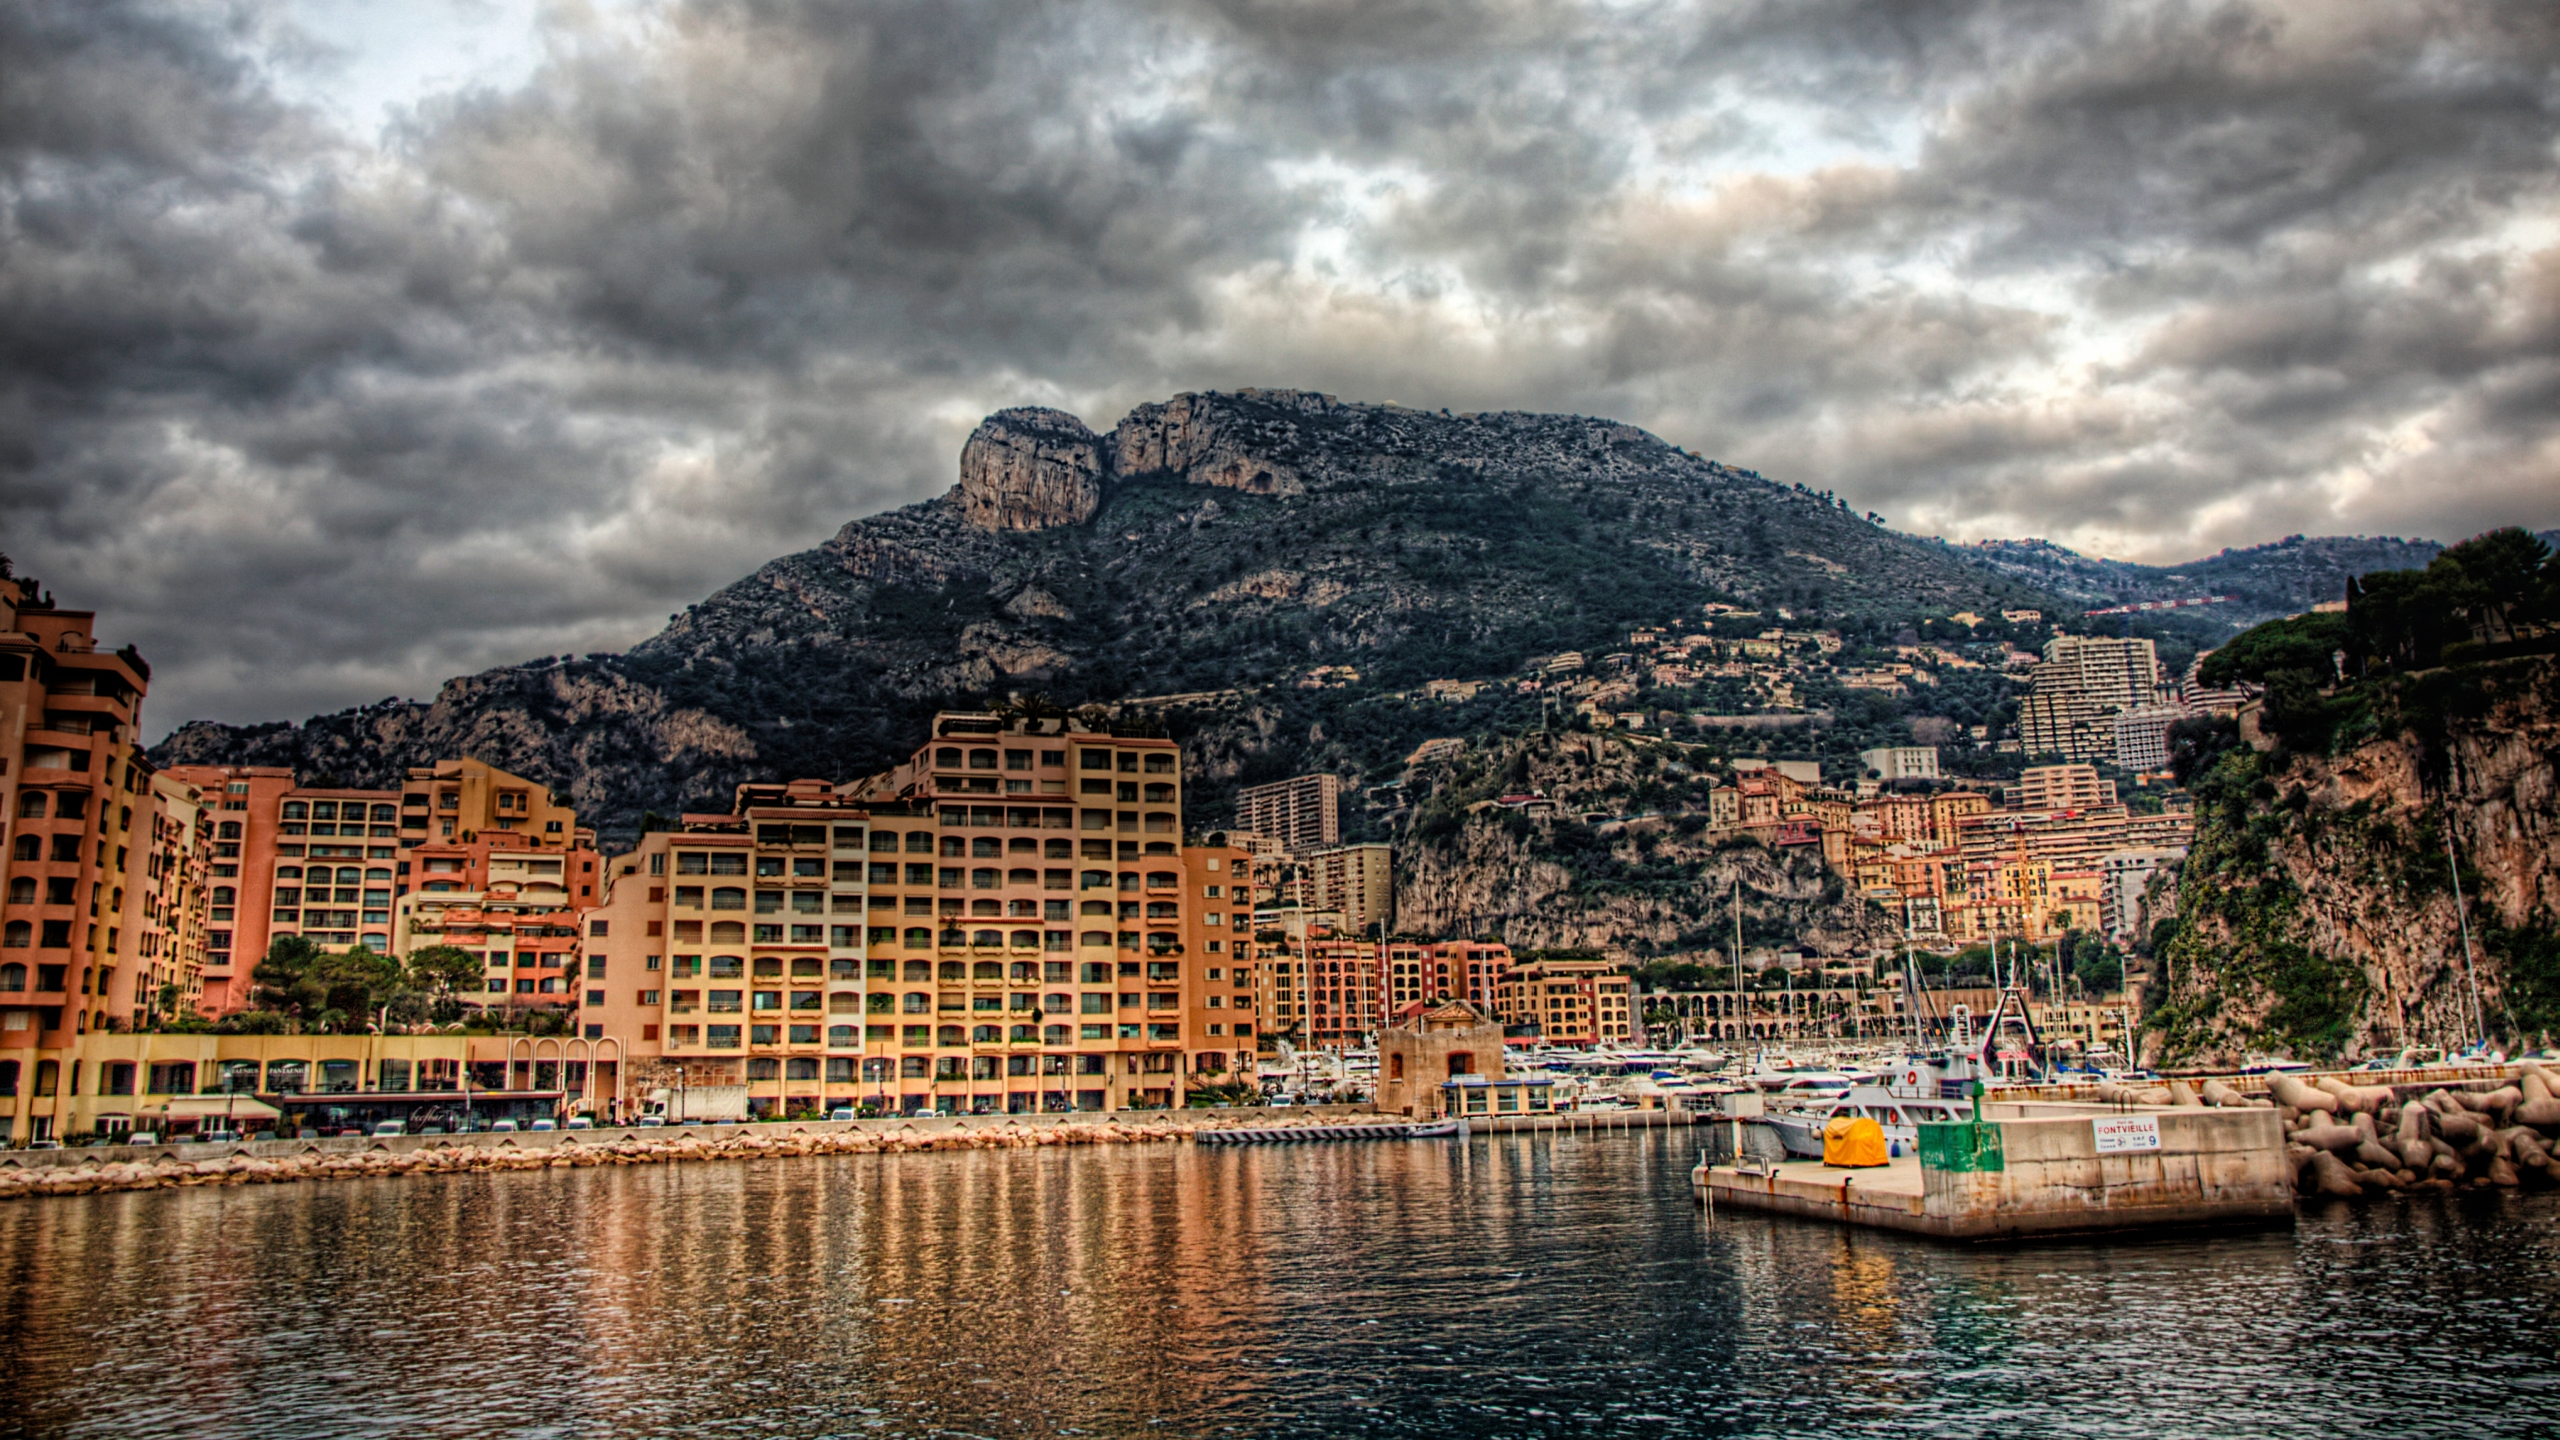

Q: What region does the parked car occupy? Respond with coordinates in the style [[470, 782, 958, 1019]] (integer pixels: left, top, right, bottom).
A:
[[370, 1119, 408, 1137], [829, 1108, 857, 1122], [127, 1132, 159, 1147], [198, 1130, 241, 1144], [490, 1119, 520, 1133], [26, 1138, 61, 1150], [528, 1118, 557, 1131], [636, 1115, 667, 1127], [564, 1116, 594, 1129]]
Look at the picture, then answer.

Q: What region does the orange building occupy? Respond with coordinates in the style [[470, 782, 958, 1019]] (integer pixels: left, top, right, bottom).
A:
[[158, 765, 389, 1008], [1385, 938, 1513, 1012], [1495, 958, 1635, 1046], [0, 572, 165, 1140], [163, 757, 593, 1012], [394, 833, 603, 1007]]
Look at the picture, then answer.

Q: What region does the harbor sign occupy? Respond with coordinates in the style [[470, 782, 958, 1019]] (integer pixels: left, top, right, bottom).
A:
[[2091, 1114, 2163, 1154]]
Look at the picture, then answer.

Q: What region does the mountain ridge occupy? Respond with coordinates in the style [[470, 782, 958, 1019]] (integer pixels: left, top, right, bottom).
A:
[[156, 388, 2058, 830], [153, 387, 2532, 844]]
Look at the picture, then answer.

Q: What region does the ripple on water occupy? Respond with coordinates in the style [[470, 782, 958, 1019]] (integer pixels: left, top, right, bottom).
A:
[[0, 1137, 2556, 1438]]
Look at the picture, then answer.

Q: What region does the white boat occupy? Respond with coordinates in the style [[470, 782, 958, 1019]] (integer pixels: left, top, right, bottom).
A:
[[1764, 1083, 1976, 1158]]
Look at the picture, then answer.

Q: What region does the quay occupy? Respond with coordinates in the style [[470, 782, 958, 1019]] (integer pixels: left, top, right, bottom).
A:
[[1694, 1100, 2294, 1241], [0, 1103, 1704, 1199]]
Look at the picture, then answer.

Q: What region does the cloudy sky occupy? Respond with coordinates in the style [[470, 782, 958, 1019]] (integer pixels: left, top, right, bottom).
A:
[[5, 0, 2556, 736]]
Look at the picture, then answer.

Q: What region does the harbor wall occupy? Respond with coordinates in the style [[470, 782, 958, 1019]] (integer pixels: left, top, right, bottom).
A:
[[1925, 1104, 2294, 1239]]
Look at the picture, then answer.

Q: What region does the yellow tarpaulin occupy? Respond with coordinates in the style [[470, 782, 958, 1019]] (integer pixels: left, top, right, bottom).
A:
[[1823, 1114, 1888, 1168]]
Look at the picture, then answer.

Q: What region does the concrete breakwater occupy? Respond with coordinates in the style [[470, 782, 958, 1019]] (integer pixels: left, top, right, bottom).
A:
[[2264, 1064, 2560, 1197], [2056, 1062, 2560, 1195], [0, 1106, 1389, 1201]]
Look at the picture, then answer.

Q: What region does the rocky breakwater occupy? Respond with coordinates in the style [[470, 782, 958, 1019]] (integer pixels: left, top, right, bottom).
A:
[[0, 1111, 1389, 1202], [2238, 1065, 2560, 1198]]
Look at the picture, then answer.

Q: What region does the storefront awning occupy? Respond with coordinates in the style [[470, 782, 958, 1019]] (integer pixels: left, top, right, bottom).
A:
[[140, 1095, 285, 1121]]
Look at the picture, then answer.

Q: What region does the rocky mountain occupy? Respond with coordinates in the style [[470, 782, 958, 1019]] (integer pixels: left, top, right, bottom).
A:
[[156, 388, 2060, 835], [157, 387, 2545, 973]]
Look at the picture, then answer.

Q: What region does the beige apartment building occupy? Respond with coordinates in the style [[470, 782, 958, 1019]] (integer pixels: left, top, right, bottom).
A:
[[1289, 842, 1394, 933], [2012, 764, 2120, 813], [1495, 958, 1635, 1046], [1235, 773, 1342, 853], [579, 713, 1258, 1116]]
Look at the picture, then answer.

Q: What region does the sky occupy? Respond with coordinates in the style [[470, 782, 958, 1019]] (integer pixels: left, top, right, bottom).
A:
[[3, 0, 2556, 739]]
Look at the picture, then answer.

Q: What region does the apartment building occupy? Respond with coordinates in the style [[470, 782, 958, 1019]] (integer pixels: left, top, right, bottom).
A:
[[1384, 938, 1513, 1012], [2100, 847, 2187, 939], [1858, 745, 1940, 782], [1288, 842, 1394, 933], [393, 833, 604, 1006], [1494, 958, 1634, 1047], [576, 779, 869, 1118], [2013, 764, 2119, 813], [135, 771, 213, 1025], [2038, 635, 2161, 711], [2020, 635, 2165, 762], [1275, 931, 1385, 1049], [160, 765, 397, 1003], [1, 585, 152, 1027], [1234, 773, 1341, 853], [0, 575, 182, 1139], [581, 713, 1255, 1116], [163, 756, 591, 1011], [2111, 705, 2189, 774]]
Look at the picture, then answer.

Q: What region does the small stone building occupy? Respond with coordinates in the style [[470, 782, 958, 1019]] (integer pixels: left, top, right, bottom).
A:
[[1378, 1000, 1504, 1117]]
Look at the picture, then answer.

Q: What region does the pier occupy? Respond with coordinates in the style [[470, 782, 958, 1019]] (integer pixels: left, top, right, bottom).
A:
[[1695, 1100, 2294, 1241]]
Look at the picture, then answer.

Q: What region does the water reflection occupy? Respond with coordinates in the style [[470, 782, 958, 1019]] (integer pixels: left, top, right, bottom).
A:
[[1, 1132, 2555, 1438]]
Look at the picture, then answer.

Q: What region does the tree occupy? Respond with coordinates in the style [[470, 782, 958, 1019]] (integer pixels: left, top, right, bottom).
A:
[[405, 944, 485, 1004], [250, 936, 401, 1034], [2071, 933, 2125, 995], [2197, 611, 2353, 689]]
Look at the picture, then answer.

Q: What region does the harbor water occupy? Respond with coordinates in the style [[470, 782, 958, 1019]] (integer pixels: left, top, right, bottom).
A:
[[2, 1128, 2555, 1438]]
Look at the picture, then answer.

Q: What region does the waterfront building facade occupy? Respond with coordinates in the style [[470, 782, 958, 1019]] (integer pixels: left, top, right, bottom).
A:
[[161, 756, 592, 1013], [579, 713, 1258, 1117], [1, 575, 163, 1141]]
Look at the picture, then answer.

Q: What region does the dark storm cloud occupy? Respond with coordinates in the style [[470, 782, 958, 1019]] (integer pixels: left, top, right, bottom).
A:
[[1, 0, 2553, 734]]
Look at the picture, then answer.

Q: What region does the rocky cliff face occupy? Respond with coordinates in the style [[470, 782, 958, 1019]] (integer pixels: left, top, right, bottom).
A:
[[954, 407, 1106, 531], [2155, 654, 2560, 1063], [1380, 728, 1895, 960]]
